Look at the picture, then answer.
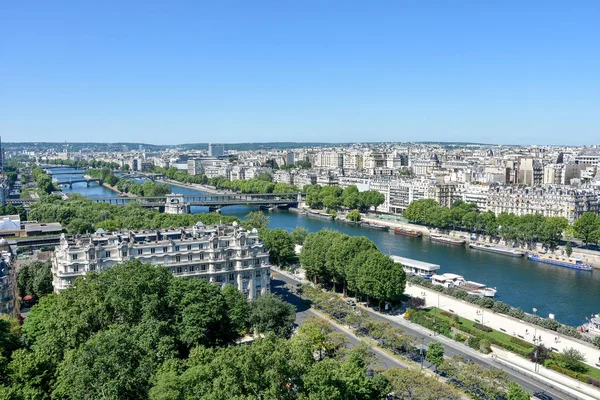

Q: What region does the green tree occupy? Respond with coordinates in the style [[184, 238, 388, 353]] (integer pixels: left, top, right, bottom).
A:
[[249, 294, 296, 339], [507, 381, 531, 400], [574, 212, 600, 245], [261, 228, 295, 266], [347, 210, 361, 222], [17, 261, 53, 301], [290, 226, 309, 245], [565, 241, 573, 257], [300, 230, 339, 284], [53, 325, 153, 400], [383, 367, 460, 400], [243, 211, 270, 230], [556, 347, 587, 373], [425, 342, 444, 371], [257, 172, 273, 182], [221, 284, 250, 335]]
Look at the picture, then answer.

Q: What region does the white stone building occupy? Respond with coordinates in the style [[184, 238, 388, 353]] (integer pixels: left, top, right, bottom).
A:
[[52, 223, 271, 299]]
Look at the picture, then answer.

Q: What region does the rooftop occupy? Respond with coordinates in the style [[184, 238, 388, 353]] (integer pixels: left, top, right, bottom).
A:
[[390, 255, 440, 272]]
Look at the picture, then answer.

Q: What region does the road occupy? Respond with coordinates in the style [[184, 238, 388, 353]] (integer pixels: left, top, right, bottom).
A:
[[272, 272, 570, 400]]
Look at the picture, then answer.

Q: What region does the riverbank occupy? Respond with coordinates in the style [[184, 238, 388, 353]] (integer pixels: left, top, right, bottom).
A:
[[82, 174, 133, 197], [405, 282, 600, 368], [160, 178, 226, 195], [360, 215, 600, 269]]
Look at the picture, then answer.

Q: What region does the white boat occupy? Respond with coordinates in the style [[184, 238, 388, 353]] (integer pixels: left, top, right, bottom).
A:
[[431, 273, 497, 297], [580, 314, 600, 337], [429, 234, 465, 246]]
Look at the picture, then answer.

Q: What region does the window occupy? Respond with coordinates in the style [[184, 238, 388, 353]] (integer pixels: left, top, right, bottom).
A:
[[175, 255, 181, 262], [105, 251, 111, 258], [176, 266, 183, 274], [137, 249, 143, 255], [90, 253, 95, 260], [199, 253, 204, 260], [228, 261, 234, 269], [187, 245, 192, 251], [242, 250, 247, 257], [73, 265, 79, 272], [190, 265, 196, 272], [71, 254, 78, 260], [121, 249, 127, 257], [174, 246, 180, 251], [224, 241, 230, 247], [201, 264, 207, 271], [163, 247, 168, 253], [229, 273, 235, 281], [151, 248, 156, 254], [199, 243, 204, 249], [255, 270, 261, 277], [187, 254, 193, 261], [216, 275, 223, 283], [254, 259, 260, 265], [90, 265, 96, 271]]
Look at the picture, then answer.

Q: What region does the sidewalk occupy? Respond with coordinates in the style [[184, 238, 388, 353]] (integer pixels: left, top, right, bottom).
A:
[[405, 283, 600, 367]]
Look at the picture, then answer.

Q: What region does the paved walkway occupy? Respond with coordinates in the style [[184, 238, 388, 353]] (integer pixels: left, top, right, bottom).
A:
[[405, 283, 600, 367]]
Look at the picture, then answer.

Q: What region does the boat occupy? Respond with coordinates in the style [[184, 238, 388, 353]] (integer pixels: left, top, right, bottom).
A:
[[394, 228, 423, 237], [306, 210, 334, 220], [390, 255, 440, 279], [431, 273, 497, 297], [337, 218, 360, 226], [526, 253, 593, 271], [361, 222, 389, 231], [469, 243, 523, 257], [429, 234, 465, 246], [580, 314, 600, 337]]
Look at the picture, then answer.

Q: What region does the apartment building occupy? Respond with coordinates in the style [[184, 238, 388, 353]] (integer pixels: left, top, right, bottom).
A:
[[52, 223, 271, 299], [0, 241, 14, 315], [486, 186, 598, 223]]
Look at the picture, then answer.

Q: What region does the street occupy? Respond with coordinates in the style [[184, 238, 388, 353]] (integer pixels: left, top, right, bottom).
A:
[[272, 272, 570, 400]]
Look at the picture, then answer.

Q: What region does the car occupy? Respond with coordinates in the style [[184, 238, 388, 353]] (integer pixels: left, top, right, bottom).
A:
[[533, 392, 553, 400], [345, 300, 356, 308]]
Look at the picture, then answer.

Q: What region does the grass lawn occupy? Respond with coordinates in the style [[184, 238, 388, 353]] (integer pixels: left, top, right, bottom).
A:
[[421, 307, 535, 355]]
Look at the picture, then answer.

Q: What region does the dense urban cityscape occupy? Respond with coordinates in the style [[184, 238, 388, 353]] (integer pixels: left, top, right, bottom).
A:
[[0, 140, 600, 400], [3, 2, 600, 400]]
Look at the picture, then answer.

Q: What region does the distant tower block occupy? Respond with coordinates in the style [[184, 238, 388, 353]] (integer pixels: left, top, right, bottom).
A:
[[208, 143, 224, 157]]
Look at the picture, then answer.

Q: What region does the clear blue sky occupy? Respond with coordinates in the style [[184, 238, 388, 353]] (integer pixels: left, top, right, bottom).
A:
[[1, 1, 598, 145]]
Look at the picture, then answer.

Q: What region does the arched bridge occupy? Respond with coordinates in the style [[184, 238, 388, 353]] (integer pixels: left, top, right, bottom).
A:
[[92, 192, 302, 211], [53, 178, 103, 188], [7, 193, 305, 212]]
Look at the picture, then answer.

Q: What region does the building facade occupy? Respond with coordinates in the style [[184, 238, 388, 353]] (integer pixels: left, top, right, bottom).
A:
[[486, 186, 598, 223], [52, 223, 271, 299]]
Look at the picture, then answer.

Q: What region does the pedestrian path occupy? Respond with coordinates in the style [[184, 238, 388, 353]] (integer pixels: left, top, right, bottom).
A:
[[404, 283, 600, 367]]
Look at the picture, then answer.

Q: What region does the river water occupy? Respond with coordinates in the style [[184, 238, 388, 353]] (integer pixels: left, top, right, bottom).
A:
[[50, 167, 600, 326]]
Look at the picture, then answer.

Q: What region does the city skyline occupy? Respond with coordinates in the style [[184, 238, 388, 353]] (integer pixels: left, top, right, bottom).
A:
[[2, 1, 599, 145]]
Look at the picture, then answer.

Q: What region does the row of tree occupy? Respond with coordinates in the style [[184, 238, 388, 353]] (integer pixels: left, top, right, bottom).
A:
[[0, 261, 300, 399], [27, 194, 238, 234], [404, 199, 569, 249], [300, 230, 406, 308], [16, 261, 53, 302], [40, 158, 123, 170], [573, 212, 600, 246], [31, 168, 58, 195], [210, 175, 299, 194], [305, 184, 385, 212]]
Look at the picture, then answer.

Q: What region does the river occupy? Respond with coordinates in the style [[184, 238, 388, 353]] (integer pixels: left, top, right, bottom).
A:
[[49, 167, 600, 326]]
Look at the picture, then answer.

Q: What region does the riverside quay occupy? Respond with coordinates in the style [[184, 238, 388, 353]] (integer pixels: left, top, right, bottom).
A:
[[52, 222, 271, 299]]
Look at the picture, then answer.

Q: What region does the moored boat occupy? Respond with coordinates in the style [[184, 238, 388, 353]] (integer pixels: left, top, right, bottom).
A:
[[469, 243, 523, 257], [429, 234, 465, 246], [390, 255, 440, 279], [526, 253, 593, 271], [394, 228, 423, 237], [361, 222, 389, 231], [431, 273, 497, 297]]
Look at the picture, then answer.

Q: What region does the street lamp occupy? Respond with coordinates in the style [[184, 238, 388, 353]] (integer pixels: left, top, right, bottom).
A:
[[533, 307, 538, 345]]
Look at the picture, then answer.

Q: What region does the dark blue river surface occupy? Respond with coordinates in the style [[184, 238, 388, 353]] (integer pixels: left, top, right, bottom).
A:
[[52, 168, 600, 326]]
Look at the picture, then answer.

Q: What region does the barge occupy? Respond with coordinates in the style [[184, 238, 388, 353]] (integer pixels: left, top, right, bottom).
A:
[[526, 253, 593, 271], [394, 228, 423, 237], [469, 243, 524, 257]]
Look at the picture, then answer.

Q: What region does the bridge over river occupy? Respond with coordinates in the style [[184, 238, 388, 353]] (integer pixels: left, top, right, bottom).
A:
[[8, 192, 303, 212]]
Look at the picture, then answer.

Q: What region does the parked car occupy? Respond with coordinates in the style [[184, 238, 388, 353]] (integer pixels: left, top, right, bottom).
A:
[[533, 392, 553, 400], [345, 300, 356, 308]]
